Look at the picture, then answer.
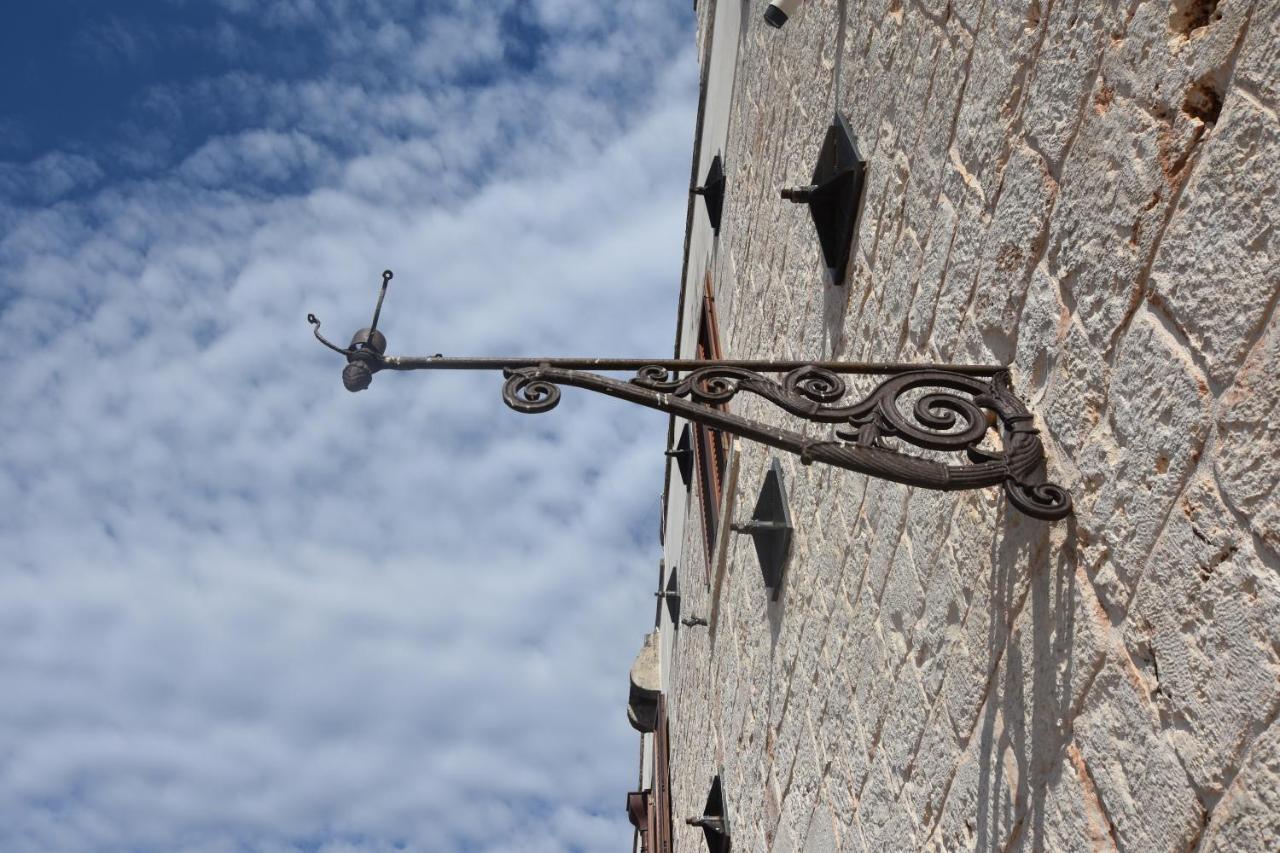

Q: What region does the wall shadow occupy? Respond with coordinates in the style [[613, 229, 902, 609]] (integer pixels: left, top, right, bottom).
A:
[[972, 508, 1080, 851]]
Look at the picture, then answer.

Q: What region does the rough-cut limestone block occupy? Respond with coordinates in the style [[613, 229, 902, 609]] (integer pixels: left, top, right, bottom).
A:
[[882, 19, 940, 169], [1020, 0, 1113, 169], [1102, 0, 1250, 122], [1076, 309, 1212, 618], [850, 623, 893, 742], [778, 718, 824, 847], [877, 666, 930, 789], [903, 487, 957, 585], [1044, 94, 1176, 350], [814, 650, 854, 763], [1215, 289, 1280, 554], [950, 0, 1042, 201], [819, 753, 859, 846], [993, 545, 1111, 784], [800, 802, 838, 853], [1072, 656, 1203, 851], [855, 480, 911, 605], [774, 623, 825, 779], [966, 143, 1056, 362], [1125, 473, 1280, 797], [840, 816, 869, 853], [857, 754, 920, 851], [929, 706, 1024, 852], [906, 197, 958, 349], [929, 178, 986, 356], [1013, 265, 1071, 401], [910, 541, 966, 705], [1148, 96, 1280, 386], [833, 689, 873, 803], [878, 538, 926, 664], [941, 593, 1007, 745], [875, 224, 924, 359], [1200, 718, 1280, 852], [898, 700, 962, 836], [1005, 742, 1118, 853], [1237, 1, 1280, 106], [1039, 318, 1105, 466]]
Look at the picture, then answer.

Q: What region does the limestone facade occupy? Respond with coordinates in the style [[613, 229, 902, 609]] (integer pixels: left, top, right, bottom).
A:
[[653, 0, 1280, 850]]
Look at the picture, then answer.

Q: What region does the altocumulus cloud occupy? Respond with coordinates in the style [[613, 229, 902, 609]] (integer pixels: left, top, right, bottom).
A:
[[0, 2, 695, 850]]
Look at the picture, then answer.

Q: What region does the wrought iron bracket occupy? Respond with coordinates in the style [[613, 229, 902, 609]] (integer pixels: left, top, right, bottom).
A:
[[692, 154, 726, 233], [782, 113, 866, 286], [307, 273, 1073, 521]]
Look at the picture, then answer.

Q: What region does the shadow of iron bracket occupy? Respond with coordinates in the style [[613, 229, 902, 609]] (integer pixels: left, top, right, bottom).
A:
[[693, 154, 726, 234], [782, 113, 866, 286], [731, 458, 793, 602]]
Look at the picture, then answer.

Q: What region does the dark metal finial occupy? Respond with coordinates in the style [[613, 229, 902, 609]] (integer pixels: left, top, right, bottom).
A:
[[368, 269, 393, 339]]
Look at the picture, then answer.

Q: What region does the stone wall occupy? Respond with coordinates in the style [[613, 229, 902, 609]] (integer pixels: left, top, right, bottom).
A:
[[664, 0, 1279, 850]]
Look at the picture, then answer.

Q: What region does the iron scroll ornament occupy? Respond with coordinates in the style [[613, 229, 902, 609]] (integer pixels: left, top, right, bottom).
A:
[[501, 364, 1071, 520], [308, 272, 1072, 521]]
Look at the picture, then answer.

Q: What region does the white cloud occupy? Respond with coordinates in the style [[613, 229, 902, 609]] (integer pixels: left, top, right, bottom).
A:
[[0, 152, 104, 203], [0, 2, 696, 850]]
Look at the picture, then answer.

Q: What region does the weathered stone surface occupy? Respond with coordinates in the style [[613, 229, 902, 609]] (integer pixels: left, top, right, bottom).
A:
[[664, 1, 1280, 849], [857, 755, 919, 852], [1215, 307, 1280, 554], [1148, 95, 1280, 387], [1125, 474, 1280, 797], [1237, 0, 1280, 107], [1200, 717, 1280, 853], [801, 802, 839, 853], [964, 144, 1056, 362], [1076, 310, 1212, 617], [1007, 742, 1117, 853], [1044, 94, 1173, 350], [897, 700, 961, 836], [928, 705, 1024, 852], [1073, 657, 1204, 851], [1019, 0, 1112, 170]]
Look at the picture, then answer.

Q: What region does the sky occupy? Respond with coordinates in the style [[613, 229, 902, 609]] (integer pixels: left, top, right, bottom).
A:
[[0, 2, 697, 850]]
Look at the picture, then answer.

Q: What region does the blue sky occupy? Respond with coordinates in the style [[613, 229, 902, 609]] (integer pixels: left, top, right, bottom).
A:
[[0, 2, 696, 850]]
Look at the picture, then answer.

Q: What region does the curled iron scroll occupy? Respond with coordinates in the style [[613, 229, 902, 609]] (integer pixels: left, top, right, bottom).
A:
[[496, 364, 1070, 520]]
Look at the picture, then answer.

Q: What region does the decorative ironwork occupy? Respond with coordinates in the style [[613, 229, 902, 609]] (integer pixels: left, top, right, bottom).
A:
[[499, 363, 1070, 520], [307, 272, 1072, 521]]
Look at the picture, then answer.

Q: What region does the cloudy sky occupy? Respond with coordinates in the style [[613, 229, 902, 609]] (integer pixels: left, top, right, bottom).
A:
[[0, 2, 696, 850]]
